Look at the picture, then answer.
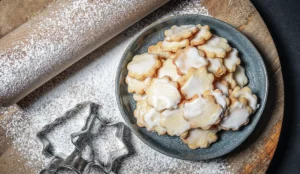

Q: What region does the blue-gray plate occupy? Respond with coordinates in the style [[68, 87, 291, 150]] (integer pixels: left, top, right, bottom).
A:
[[115, 15, 268, 160]]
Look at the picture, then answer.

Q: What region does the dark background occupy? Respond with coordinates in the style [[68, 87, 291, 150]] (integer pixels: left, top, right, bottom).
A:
[[250, 0, 300, 173]]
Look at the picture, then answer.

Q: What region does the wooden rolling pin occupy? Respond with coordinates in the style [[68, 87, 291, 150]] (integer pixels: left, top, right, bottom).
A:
[[0, 0, 169, 107]]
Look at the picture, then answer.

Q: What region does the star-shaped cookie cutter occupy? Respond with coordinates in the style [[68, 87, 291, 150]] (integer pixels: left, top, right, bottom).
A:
[[37, 102, 129, 174]]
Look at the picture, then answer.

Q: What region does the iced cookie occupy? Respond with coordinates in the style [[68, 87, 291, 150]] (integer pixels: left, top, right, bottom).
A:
[[214, 80, 229, 96], [157, 59, 181, 81], [127, 53, 161, 80], [160, 39, 189, 52], [165, 25, 199, 41], [203, 89, 229, 110], [173, 46, 208, 75], [178, 67, 214, 99], [146, 77, 181, 112], [230, 86, 259, 111], [220, 97, 252, 130], [183, 95, 223, 129], [134, 100, 148, 127], [207, 57, 227, 77], [221, 73, 237, 90], [160, 104, 191, 136], [180, 127, 219, 149], [143, 107, 167, 135], [133, 93, 147, 101], [198, 35, 232, 58], [148, 43, 176, 59], [223, 48, 241, 72], [190, 24, 212, 46], [233, 65, 248, 87], [125, 76, 151, 94]]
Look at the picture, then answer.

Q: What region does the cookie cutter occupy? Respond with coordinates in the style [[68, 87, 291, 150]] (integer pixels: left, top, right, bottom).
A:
[[37, 102, 129, 174]]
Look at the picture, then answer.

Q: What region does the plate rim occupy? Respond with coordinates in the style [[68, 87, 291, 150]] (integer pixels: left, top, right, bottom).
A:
[[115, 14, 269, 161]]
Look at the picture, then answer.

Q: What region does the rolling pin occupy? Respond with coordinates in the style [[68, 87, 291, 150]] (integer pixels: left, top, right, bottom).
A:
[[0, 0, 169, 107]]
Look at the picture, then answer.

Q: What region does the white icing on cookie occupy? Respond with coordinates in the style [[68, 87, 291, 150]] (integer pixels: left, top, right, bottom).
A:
[[207, 58, 226, 77], [179, 67, 214, 99], [180, 128, 218, 149], [133, 93, 147, 101], [174, 46, 208, 75], [220, 99, 251, 130], [148, 43, 175, 59], [160, 105, 191, 136], [143, 107, 167, 135], [231, 87, 259, 111], [197, 35, 232, 58], [161, 39, 189, 52], [183, 95, 223, 129], [190, 25, 212, 46], [165, 25, 198, 41], [127, 53, 161, 80], [224, 48, 241, 72], [209, 90, 227, 109], [146, 77, 181, 112], [221, 73, 237, 89], [157, 59, 181, 81], [126, 76, 151, 94], [233, 65, 248, 87], [215, 81, 229, 96]]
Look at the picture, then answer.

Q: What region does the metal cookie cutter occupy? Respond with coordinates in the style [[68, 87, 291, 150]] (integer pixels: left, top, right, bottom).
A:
[[37, 102, 129, 174]]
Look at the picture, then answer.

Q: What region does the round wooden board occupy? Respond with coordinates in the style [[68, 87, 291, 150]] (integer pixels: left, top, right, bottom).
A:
[[201, 0, 284, 173], [0, 0, 284, 173]]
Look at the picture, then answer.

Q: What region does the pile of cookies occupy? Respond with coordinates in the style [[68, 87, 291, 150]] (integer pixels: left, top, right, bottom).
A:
[[126, 24, 259, 149]]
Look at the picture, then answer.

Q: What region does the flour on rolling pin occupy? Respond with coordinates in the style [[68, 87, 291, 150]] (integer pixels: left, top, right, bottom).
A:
[[0, 0, 169, 106], [0, 0, 230, 173]]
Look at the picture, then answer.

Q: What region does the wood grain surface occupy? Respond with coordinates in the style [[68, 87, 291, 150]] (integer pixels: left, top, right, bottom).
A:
[[0, 0, 284, 173]]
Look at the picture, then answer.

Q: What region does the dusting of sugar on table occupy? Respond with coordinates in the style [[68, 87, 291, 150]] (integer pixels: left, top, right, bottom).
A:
[[0, 0, 231, 173]]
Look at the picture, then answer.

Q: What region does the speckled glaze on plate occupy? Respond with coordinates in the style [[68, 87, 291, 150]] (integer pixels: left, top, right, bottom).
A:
[[115, 15, 268, 161]]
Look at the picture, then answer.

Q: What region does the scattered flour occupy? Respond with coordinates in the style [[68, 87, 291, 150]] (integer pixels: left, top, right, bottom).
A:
[[0, 0, 230, 173], [0, 0, 168, 106]]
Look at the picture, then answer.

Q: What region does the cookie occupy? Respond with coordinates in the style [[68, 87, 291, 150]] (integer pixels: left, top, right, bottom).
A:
[[207, 57, 227, 77], [143, 106, 167, 135], [173, 46, 208, 75], [133, 93, 147, 101], [160, 104, 191, 136], [148, 43, 176, 59], [203, 89, 229, 110], [134, 100, 148, 127], [223, 48, 241, 72], [214, 80, 229, 96], [178, 67, 214, 99], [220, 73, 237, 90], [220, 97, 253, 130], [160, 39, 189, 52], [180, 127, 219, 149], [127, 53, 161, 80], [165, 25, 199, 41], [190, 24, 212, 46], [183, 95, 223, 129], [125, 76, 151, 94], [233, 65, 248, 87], [157, 59, 181, 81], [230, 86, 259, 111], [198, 35, 232, 58], [146, 77, 181, 112]]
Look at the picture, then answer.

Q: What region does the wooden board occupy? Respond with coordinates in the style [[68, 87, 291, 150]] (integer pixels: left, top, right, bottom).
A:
[[0, 0, 284, 173]]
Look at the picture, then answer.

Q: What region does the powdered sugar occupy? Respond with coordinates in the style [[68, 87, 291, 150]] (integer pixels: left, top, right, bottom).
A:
[[0, 0, 229, 173], [0, 0, 168, 106]]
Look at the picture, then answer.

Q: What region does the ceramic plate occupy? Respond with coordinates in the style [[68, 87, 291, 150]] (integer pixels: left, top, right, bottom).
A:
[[115, 15, 268, 160]]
